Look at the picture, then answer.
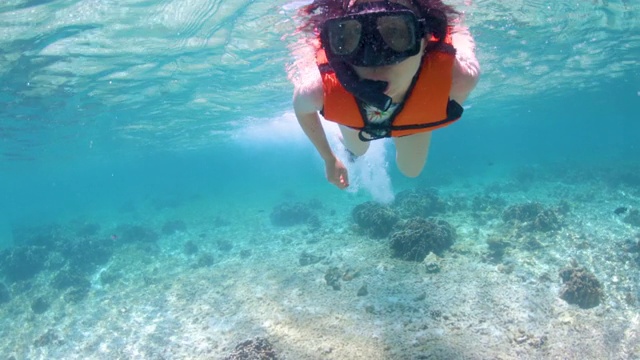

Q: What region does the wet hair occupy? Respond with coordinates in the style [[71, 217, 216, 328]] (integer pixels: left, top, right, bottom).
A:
[[296, 0, 459, 38]]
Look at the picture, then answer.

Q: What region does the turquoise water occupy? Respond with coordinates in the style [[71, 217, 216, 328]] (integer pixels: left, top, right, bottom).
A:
[[1, 0, 640, 359], [1, 0, 638, 228]]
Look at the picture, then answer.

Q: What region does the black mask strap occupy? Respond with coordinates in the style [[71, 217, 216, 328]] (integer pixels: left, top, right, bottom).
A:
[[423, 8, 447, 45]]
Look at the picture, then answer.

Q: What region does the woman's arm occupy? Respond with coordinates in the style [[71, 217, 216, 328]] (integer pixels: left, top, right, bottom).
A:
[[293, 82, 334, 161], [293, 69, 350, 188]]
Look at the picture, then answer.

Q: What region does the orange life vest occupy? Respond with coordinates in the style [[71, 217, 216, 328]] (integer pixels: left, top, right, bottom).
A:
[[317, 33, 463, 139]]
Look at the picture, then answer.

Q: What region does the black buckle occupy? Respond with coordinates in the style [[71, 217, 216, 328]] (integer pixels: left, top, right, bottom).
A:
[[358, 127, 391, 141]]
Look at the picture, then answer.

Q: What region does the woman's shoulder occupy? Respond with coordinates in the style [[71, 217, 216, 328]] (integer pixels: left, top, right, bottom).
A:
[[450, 25, 481, 79], [293, 81, 323, 114], [449, 25, 480, 102], [289, 39, 324, 113]]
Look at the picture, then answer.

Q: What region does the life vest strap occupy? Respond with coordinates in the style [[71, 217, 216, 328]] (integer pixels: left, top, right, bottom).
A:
[[357, 99, 463, 141], [390, 99, 463, 131]]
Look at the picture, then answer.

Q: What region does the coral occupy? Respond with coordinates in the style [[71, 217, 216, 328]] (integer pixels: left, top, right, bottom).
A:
[[471, 194, 507, 213], [59, 238, 114, 273], [503, 202, 561, 232], [51, 268, 91, 303], [559, 267, 604, 309], [224, 337, 279, 360], [423, 252, 442, 273], [34, 329, 62, 347], [75, 223, 101, 237], [183, 240, 198, 255], [623, 209, 640, 227], [393, 188, 447, 218], [623, 235, 640, 254], [306, 214, 322, 232], [269, 202, 316, 227], [299, 251, 324, 266], [325, 267, 342, 290], [607, 167, 640, 188], [531, 209, 561, 232], [357, 284, 368, 296], [11, 224, 64, 249], [390, 217, 456, 261], [0, 246, 48, 282], [0, 283, 10, 304], [64, 286, 90, 303], [52, 269, 90, 291], [115, 224, 159, 243], [486, 236, 511, 261], [447, 194, 469, 212], [99, 269, 122, 286], [503, 202, 545, 222], [217, 239, 233, 252], [522, 235, 544, 250], [195, 253, 214, 268], [342, 268, 360, 281], [352, 201, 399, 238], [162, 220, 187, 235], [555, 200, 572, 215], [31, 296, 50, 314]]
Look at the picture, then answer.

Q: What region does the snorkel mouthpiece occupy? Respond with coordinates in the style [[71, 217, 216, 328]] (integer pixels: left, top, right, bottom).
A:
[[329, 57, 393, 111]]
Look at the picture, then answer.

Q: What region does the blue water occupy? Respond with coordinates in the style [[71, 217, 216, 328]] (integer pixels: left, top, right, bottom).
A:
[[0, 0, 639, 357], [1, 0, 639, 235]]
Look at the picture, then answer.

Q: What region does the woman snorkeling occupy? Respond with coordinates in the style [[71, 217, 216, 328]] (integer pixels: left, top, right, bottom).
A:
[[289, 0, 480, 189]]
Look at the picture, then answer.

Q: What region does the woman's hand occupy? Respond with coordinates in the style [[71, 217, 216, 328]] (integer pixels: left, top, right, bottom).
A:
[[324, 156, 349, 189]]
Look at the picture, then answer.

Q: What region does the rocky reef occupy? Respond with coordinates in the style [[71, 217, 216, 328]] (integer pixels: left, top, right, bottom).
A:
[[115, 224, 160, 243], [352, 201, 399, 238], [59, 237, 114, 273], [393, 188, 448, 218], [503, 202, 561, 232], [224, 337, 278, 360], [270, 201, 319, 228], [161, 220, 187, 235], [0, 283, 10, 304], [486, 235, 511, 262], [559, 267, 604, 309], [622, 209, 640, 227], [0, 246, 48, 282], [390, 217, 456, 262]]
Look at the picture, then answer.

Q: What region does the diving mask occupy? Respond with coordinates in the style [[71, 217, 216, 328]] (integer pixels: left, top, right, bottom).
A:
[[320, 2, 427, 67]]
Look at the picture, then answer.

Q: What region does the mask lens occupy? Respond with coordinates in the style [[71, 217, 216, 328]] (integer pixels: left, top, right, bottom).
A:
[[377, 14, 415, 52], [327, 19, 362, 56]]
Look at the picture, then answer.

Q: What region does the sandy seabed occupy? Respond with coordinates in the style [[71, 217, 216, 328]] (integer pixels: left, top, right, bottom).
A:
[[1, 170, 640, 360]]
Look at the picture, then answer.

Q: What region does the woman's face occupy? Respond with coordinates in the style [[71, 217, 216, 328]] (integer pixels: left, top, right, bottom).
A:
[[351, 40, 425, 102]]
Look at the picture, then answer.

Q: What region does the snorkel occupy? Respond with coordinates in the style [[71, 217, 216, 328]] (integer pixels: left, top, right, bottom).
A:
[[327, 56, 393, 111]]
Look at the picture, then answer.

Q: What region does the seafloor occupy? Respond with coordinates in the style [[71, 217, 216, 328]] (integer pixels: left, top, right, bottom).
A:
[[1, 163, 640, 360]]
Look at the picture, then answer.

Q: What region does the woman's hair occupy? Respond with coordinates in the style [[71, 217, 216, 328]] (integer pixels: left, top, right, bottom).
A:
[[296, 0, 460, 36]]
